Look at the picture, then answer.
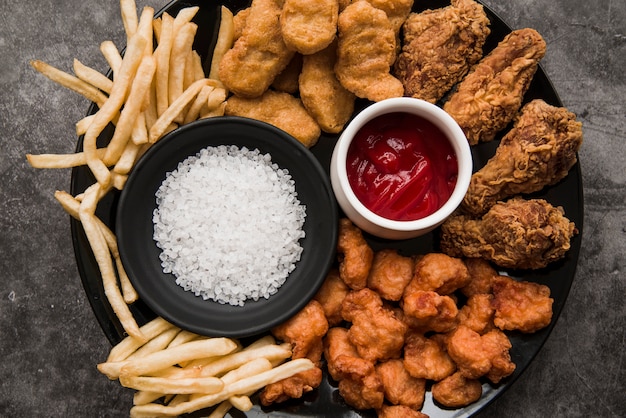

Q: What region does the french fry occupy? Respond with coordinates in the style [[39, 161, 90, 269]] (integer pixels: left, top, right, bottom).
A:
[[208, 6, 235, 83], [26, 148, 106, 169], [73, 59, 113, 94]]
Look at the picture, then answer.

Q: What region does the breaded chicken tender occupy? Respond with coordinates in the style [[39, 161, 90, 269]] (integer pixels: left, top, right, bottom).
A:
[[394, 0, 490, 103], [366, 249, 415, 302], [280, 0, 338, 55], [314, 269, 350, 326], [337, 218, 374, 290], [225, 90, 321, 147], [335, 1, 404, 102], [431, 371, 482, 408], [491, 275, 553, 333], [443, 28, 547, 144], [299, 41, 356, 133], [461, 99, 584, 216], [403, 330, 456, 381], [376, 359, 426, 410], [218, 0, 295, 98], [440, 197, 577, 270]]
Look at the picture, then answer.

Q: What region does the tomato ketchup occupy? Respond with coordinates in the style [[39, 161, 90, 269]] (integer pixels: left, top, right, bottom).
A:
[[346, 112, 458, 221]]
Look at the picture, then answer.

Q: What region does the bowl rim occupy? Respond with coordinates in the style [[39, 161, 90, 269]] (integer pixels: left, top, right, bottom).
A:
[[332, 97, 472, 232]]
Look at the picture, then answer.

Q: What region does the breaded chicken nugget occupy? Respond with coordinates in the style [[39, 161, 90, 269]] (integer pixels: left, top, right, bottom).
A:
[[280, 0, 338, 55], [335, 1, 404, 102], [225, 90, 321, 147], [299, 41, 356, 133], [218, 0, 295, 98]]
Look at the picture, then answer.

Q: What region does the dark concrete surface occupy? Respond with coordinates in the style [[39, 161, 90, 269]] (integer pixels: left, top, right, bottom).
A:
[[1, 0, 624, 417]]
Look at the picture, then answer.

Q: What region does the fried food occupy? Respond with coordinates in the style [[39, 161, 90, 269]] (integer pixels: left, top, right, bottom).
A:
[[431, 371, 482, 408], [443, 28, 547, 144], [218, 0, 295, 98], [337, 218, 374, 290], [314, 269, 350, 326], [460, 258, 498, 297], [335, 0, 404, 102], [342, 289, 408, 362], [461, 99, 584, 216], [376, 359, 426, 410], [394, 0, 490, 103], [403, 330, 456, 381], [404, 252, 471, 295], [402, 290, 459, 333], [224, 89, 321, 147], [280, 0, 338, 55], [491, 275, 553, 333], [299, 41, 356, 133], [378, 405, 430, 418], [440, 197, 577, 270], [458, 293, 495, 334], [366, 249, 415, 302]]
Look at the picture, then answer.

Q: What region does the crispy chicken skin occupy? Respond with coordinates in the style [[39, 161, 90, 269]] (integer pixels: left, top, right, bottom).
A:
[[218, 0, 295, 98], [403, 330, 456, 381], [394, 0, 490, 103], [431, 371, 482, 408], [314, 269, 350, 326], [367, 249, 415, 302], [376, 359, 426, 410], [440, 197, 577, 270], [342, 288, 408, 362], [335, 1, 404, 102], [461, 99, 584, 216], [443, 28, 547, 144], [337, 218, 374, 290], [491, 275, 553, 333]]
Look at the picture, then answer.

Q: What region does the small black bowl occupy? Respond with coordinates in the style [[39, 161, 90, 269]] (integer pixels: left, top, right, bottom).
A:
[[116, 116, 338, 338]]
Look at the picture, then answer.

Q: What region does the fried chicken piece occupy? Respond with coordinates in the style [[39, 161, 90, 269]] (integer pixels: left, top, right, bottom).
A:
[[404, 252, 471, 295], [394, 0, 490, 103], [314, 269, 350, 326], [402, 290, 459, 333], [299, 41, 356, 133], [461, 258, 498, 297], [458, 293, 495, 335], [377, 405, 430, 418], [337, 218, 374, 290], [446, 325, 515, 383], [403, 330, 456, 381], [335, 1, 404, 102], [443, 28, 547, 144], [324, 327, 385, 410], [218, 0, 295, 98], [342, 288, 408, 361], [280, 0, 338, 55], [376, 359, 426, 410], [461, 99, 584, 216], [367, 249, 415, 302], [491, 275, 553, 333], [440, 197, 577, 270], [431, 371, 482, 408], [272, 53, 302, 94], [224, 89, 321, 147]]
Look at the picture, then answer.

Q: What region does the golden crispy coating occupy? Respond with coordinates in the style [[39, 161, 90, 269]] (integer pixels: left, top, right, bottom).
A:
[[377, 405, 430, 418], [443, 28, 547, 144], [402, 290, 459, 333], [367, 249, 415, 302], [225, 90, 321, 147], [491, 275, 553, 333], [403, 330, 456, 381], [405, 252, 471, 295], [272, 53, 302, 94], [335, 1, 404, 102], [461, 258, 498, 297], [394, 0, 490, 103], [440, 197, 577, 270], [461, 99, 584, 216], [431, 371, 482, 408], [218, 0, 295, 98], [376, 359, 426, 410], [280, 0, 338, 55], [337, 218, 374, 290], [314, 269, 350, 326], [299, 41, 356, 134], [458, 293, 495, 335], [342, 289, 408, 362]]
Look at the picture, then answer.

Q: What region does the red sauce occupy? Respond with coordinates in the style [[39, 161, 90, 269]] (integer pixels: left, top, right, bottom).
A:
[[346, 112, 458, 221]]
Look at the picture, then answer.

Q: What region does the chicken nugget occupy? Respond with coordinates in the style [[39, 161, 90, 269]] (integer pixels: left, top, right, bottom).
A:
[[491, 275, 553, 333], [280, 0, 338, 55], [299, 41, 356, 133], [225, 90, 321, 147], [218, 0, 295, 98], [335, 1, 404, 102]]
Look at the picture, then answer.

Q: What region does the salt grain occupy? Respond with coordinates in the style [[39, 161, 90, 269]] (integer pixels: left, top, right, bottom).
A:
[[152, 145, 306, 306]]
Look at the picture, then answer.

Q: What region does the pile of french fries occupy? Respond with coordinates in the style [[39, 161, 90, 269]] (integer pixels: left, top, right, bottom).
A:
[[26, 1, 313, 416]]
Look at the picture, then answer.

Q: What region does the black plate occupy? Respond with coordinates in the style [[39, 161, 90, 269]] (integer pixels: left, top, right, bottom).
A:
[[70, 0, 583, 416], [116, 117, 338, 337]]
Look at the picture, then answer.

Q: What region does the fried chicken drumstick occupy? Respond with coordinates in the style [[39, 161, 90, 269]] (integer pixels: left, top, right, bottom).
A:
[[462, 99, 583, 216]]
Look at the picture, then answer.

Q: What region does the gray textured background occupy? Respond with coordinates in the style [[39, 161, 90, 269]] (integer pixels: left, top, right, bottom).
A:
[[1, 0, 624, 417]]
